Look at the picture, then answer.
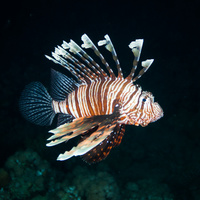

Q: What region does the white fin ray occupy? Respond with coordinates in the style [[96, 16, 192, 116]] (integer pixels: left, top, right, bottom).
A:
[[142, 59, 154, 69], [128, 39, 144, 60], [81, 34, 115, 78], [57, 124, 115, 161], [98, 34, 123, 78], [81, 34, 93, 49], [68, 40, 82, 54], [98, 34, 112, 52], [61, 40, 70, 49], [126, 38, 155, 81]]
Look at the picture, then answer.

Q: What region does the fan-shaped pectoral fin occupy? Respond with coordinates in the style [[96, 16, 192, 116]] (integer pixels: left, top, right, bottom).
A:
[[46, 102, 121, 147], [47, 102, 122, 161], [46, 116, 102, 147], [57, 124, 116, 161]]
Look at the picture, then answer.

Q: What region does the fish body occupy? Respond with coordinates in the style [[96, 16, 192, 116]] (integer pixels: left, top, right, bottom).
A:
[[19, 34, 163, 163]]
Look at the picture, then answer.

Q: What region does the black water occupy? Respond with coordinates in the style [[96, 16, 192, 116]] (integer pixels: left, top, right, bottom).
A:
[[1, 1, 200, 199]]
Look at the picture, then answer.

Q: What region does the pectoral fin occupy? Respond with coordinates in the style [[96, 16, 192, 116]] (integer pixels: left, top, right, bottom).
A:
[[46, 114, 110, 147], [57, 124, 116, 161], [81, 124, 125, 163], [46, 103, 122, 162]]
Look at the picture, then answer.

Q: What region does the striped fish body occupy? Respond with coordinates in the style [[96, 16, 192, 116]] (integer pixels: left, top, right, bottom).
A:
[[19, 34, 163, 164], [55, 78, 129, 119], [54, 77, 161, 127]]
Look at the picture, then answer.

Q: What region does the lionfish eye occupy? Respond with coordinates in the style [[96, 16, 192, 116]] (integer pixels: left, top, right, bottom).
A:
[[142, 98, 146, 102]]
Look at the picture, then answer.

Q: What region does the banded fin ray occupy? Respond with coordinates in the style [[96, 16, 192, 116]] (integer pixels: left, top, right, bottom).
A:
[[56, 44, 99, 80], [19, 82, 55, 126], [127, 39, 154, 82], [45, 34, 125, 82], [57, 124, 116, 161], [46, 39, 106, 82], [46, 34, 154, 84], [46, 113, 116, 147], [97, 34, 123, 78], [81, 34, 115, 78], [62, 40, 105, 79], [81, 124, 125, 164]]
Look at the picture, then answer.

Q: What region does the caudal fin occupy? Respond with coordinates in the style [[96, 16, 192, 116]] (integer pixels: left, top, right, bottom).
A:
[[19, 82, 55, 126]]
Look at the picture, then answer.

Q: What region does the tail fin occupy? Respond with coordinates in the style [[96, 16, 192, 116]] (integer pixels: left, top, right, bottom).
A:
[[19, 82, 55, 126]]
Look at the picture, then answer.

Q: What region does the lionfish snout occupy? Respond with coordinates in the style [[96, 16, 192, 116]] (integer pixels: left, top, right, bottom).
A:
[[150, 102, 164, 123], [145, 91, 163, 123], [130, 91, 163, 127]]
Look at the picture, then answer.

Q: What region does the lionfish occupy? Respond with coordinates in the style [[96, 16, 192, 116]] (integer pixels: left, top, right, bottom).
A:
[[19, 34, 163, 164]]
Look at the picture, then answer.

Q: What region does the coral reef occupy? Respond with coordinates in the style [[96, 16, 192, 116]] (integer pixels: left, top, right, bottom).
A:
[[0, 149, 81, 200], [72, 166, 120, 200], [0, 149, 120, 200], [123, 179, 174, 200], [1, 149, 50, 199], [0, 148, 178, 200]]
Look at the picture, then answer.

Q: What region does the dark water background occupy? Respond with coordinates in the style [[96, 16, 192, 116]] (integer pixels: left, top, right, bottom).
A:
[[1, 0, 200, 199]]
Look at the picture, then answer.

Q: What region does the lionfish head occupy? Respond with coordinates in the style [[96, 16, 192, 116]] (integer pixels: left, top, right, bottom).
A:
[[131, 91, 163, 127]]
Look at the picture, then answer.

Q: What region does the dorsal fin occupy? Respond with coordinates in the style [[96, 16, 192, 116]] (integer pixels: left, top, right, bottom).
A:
[[51, 68, 78, 101], [45, 38, 109, 82], [81, 124, 125, 164], [45, 34, 124, 82], [97, 34, 123, 78], [81, 34, 115, 78], [126, 39, 154, 82]]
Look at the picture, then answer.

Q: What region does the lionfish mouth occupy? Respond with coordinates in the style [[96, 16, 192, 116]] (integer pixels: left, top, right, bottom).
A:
[[151, 102, 164, 123]]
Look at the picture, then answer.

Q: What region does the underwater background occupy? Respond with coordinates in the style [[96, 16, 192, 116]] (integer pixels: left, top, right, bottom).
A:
[[0, 0, 199, 199]]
